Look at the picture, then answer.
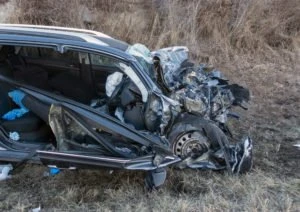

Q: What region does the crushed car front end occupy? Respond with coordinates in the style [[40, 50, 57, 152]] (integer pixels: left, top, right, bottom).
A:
[[128, 44, 253, 175]]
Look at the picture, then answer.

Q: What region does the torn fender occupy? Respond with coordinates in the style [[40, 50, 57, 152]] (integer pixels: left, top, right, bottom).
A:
[[175, 136, 253, 174]]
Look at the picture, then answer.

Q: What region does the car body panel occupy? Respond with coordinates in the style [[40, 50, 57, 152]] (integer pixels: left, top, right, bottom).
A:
[[0, 25, 252, 184]]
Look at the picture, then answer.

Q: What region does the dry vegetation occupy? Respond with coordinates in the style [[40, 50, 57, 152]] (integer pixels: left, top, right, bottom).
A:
[[0, 0, 299, 211]]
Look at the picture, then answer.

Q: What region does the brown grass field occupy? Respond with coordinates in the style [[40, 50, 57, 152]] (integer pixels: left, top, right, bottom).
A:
[[0, 0, 299, 211]]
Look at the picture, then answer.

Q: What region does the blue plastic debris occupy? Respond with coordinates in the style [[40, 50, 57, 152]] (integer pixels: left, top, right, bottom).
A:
[[2, 90, 28, 120], [8, 90, 27, 108], [49, 167, 60, 176], [2, 108, 28, 120]]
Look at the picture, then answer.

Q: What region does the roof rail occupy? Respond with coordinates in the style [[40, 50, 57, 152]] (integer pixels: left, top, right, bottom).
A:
[[0, 25, 110, 46], [0, 24, 112, 38]]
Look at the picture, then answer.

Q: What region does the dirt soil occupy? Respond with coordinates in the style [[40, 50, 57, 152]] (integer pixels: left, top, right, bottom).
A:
[[0, 0, 299, 211]]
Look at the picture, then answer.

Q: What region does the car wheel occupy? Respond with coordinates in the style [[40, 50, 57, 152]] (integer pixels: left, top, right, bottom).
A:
[[168, 118, 233, 172], [169, 119, 225, 158]]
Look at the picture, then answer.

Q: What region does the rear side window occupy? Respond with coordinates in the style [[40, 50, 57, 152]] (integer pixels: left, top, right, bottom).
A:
[[19, 47, 40, 57], [39, 48, 62, 59], [19, 47, 78, 63], [40, 48, 78, 62]]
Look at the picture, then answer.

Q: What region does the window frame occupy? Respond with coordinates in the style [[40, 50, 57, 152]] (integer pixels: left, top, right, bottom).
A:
[[63, 46, 150, 102], [0, 41, 158, 103], [19, 45, 80, 64]]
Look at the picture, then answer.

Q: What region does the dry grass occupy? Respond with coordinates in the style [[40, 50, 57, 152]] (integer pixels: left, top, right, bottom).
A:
[[0, 0, 300, 211]]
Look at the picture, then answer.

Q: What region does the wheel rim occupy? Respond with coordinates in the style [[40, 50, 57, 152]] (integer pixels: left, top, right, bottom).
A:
[[173, 131, 210, 158]]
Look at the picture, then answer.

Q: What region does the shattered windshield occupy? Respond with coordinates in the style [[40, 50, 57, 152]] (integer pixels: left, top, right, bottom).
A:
[[127, 44, 190, 83], [126, 43, 154, 76]]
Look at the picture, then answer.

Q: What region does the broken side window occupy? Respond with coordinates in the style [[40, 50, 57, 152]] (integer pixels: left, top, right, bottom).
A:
[[90, 54, 119, 67]]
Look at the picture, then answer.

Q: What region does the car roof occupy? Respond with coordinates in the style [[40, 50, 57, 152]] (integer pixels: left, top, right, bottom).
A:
[[0, 24, 159, 98], [0, 24, 130, 53]]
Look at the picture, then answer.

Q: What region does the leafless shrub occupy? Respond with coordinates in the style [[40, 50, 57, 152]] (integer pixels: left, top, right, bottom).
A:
[[8, 0, 299, 67]]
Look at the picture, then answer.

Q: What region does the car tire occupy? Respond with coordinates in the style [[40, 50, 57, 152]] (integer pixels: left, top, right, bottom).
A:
[[168, 117, 232, 172]]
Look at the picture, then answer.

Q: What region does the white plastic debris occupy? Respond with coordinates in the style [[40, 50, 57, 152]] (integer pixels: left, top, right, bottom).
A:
[[293, 143, 300, 150], [30, 205, 41, 212], [9, 131, 20, 141], [206, 79, 219, 87], [105, 72, 123, 97], [0, 164, 13, 181], [114, 107, 125, 123]]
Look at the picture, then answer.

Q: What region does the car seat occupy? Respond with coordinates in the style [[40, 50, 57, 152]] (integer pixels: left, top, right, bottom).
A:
[[0, 45, 50, 90], [49, 71, 94, 104], [0, 111, 52, 142], [13, 66, 50, 90], [0, 92, 52, 143]]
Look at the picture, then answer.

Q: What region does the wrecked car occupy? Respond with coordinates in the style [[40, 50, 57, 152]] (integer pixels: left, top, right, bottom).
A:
[[0, 24, 252, 188]]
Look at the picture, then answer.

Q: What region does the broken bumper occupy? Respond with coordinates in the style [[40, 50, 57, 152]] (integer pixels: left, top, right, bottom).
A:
[[173, 136, 253, 174]]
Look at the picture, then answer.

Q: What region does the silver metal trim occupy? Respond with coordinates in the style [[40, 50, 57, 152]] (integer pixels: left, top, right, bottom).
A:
[[0, 24, 112, 38], [0, 25, 109, 46], [37, 150, 129, 163]]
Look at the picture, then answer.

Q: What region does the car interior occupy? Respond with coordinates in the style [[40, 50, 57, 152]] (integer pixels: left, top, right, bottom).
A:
[[0, 45, 145, 148]]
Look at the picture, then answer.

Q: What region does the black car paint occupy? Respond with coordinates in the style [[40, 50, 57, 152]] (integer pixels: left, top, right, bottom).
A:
[[0, 36, 179, 170], [0, 27, 254, 189]]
